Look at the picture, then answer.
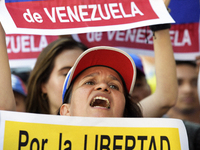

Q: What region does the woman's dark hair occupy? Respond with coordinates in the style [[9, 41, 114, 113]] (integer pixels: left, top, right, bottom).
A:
[[26, 37, 88, 114], [123, 89, 143, 117]]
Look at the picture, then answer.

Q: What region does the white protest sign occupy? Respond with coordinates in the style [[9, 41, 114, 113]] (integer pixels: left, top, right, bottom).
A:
[[0, 111, 189, 150], [0, 0, 174, 35]]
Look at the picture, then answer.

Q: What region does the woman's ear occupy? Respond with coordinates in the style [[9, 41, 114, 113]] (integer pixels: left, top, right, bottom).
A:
[[60, 104, 71, 116], [41, 83, 47, 93]]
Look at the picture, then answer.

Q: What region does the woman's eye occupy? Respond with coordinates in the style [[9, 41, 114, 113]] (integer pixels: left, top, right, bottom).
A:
[[85, 81, 95, 85], [63, 73, 68, 76], [109, 84, 119, 90], [60, 69, 70, 77]]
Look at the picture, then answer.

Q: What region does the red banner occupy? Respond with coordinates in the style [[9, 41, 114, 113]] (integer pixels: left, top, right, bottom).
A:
[[6, 34, 58, 68], [6, 34, 58, 59], [72, 23, 200, 60], [7, 0, 157, 29], [0, 0, 174, 35]]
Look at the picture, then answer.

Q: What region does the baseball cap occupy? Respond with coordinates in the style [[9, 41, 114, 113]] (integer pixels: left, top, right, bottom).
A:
[[128, 53, 145, 75], [62, 46, 137, 102], [11, 74, 27, 97]]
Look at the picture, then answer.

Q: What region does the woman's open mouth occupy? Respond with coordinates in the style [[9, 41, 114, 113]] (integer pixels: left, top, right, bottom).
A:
[[90, 96, 110, 109]]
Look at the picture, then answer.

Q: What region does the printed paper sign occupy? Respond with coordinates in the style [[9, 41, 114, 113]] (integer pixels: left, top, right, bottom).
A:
[[72, 23, 200, 60], [0, 0, 174, 35], [0, 111, 189, 150]]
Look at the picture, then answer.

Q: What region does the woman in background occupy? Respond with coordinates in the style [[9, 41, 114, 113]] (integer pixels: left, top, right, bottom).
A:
[[26, 37, 87, 114]]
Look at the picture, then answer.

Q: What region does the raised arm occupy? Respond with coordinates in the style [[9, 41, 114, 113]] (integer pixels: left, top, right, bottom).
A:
[[0, 22, 16, 110], [139, 0, 178, 117], [140, 29, 177, 117]]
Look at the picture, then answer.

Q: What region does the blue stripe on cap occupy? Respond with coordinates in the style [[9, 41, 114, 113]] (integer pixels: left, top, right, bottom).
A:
[[62, 70, 72, 103]]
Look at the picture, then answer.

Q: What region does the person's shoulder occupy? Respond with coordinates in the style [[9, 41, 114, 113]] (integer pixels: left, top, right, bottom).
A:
[[183, 120, 200, 131], [183, 120, 200, 150]]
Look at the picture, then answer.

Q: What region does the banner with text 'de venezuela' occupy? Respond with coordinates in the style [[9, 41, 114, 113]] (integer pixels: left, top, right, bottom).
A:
[[0, 0, 174, 35]]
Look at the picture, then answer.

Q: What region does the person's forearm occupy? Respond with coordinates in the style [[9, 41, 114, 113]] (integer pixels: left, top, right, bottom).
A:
[[153, 29, 178, 112], [0, 23, 16, 110]]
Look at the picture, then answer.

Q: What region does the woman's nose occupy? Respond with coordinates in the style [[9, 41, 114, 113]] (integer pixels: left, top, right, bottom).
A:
[[95, 83, 111, 93]]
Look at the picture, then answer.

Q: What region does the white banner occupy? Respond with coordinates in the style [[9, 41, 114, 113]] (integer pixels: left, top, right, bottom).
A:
[[0, 111, 189, 149]]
